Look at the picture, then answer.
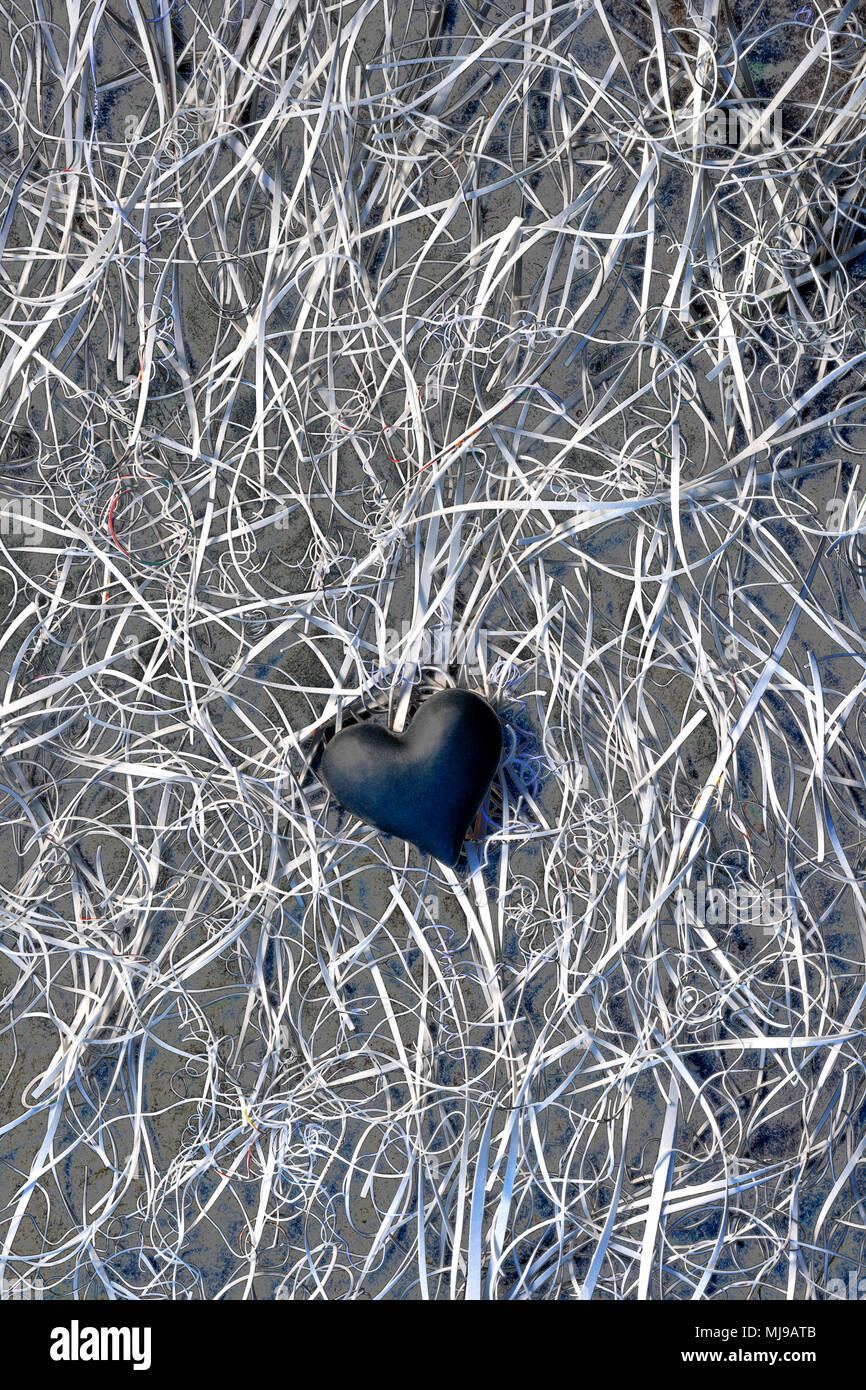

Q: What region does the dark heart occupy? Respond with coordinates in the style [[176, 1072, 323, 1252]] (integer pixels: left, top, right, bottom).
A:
[[319, 689, 503, 866]]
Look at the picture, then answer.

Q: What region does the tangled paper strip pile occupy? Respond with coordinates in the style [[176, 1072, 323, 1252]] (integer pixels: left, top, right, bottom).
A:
[[1, 0, 866, 1299]]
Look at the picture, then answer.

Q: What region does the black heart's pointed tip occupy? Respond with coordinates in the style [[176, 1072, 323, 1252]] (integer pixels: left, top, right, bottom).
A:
[[408, 828, 463, 868]]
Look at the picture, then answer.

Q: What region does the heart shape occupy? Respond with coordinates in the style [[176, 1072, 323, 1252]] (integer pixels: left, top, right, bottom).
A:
[[318, 689, 503, 866]]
